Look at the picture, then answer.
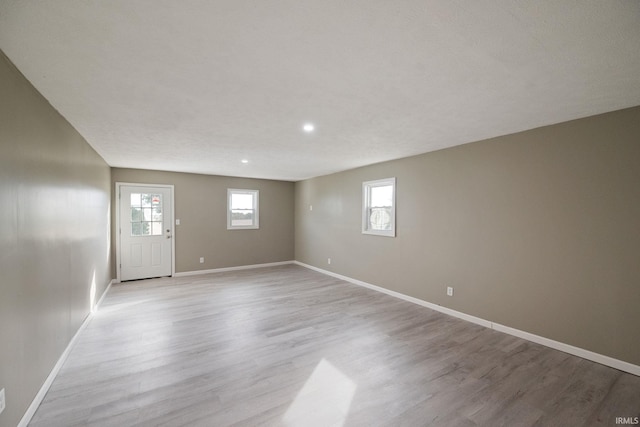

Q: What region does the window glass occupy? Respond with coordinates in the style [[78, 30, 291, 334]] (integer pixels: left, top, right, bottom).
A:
[[362, 178, 396, 237], [228, 189, 259, 229]]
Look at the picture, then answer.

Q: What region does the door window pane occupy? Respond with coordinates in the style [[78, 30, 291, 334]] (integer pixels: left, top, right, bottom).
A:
[[151, 222, 162, 235], [131, 193, 141, 207], [130, 193, 163, 236], [132, 222, 143, 236]]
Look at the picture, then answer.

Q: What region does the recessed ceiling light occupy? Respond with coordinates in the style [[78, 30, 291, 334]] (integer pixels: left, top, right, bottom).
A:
[[303, 123, 315, 133], [241, 159, 249, 164]]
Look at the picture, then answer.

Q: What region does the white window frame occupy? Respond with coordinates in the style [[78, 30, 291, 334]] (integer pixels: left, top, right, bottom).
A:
[[362, 177, 396, 237], [227, 189, 259, 230]]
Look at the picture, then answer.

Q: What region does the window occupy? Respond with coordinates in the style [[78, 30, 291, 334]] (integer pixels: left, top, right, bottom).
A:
[[130, 193, 163, 236], [227, 189, 259, 229], [362, 178, 396, 237]]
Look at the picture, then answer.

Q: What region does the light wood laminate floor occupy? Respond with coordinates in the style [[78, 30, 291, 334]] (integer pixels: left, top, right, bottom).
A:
[[30, 265, 639, 427]]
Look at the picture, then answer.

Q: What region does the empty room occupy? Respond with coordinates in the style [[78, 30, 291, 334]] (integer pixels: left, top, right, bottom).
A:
[[1, 1, 639, 426]]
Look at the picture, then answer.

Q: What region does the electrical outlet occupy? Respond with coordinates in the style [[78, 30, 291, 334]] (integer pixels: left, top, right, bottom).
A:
[[327, 258, 331, 265], [199, 257, 204, 263], [447, 286, 454, 297], [0, 388, 6, 415]]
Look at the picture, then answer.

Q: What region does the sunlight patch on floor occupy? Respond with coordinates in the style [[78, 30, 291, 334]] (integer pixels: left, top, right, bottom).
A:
[[283, 358, 357, 427]]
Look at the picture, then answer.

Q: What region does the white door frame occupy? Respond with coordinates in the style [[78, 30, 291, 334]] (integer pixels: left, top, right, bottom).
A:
[[115, 182, 175, 282]]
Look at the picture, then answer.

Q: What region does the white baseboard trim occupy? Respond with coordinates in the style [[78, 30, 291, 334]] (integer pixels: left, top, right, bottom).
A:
[[295, 261, 492, 328], [293, 261, 640, 377], [93, 278, 116, 312], [491, 323, 640, 376], [174, 261, 295, 277], [18, 278, 116, 427]]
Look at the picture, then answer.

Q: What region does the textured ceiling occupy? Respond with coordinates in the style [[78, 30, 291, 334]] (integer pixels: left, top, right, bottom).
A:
[[1, 1, 639, 181]]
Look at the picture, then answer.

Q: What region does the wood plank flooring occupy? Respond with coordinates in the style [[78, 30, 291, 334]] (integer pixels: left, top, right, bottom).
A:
[[29, 265, 639, 426]]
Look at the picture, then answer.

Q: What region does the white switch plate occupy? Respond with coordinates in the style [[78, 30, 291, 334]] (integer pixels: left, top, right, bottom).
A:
[[175, 219, 180, 225], [0, 388, 6, 415], [447, 286, 454, 297], [327, 258, 331, 265], [309, 205, 313, 211], [199, 257, 204, 263]]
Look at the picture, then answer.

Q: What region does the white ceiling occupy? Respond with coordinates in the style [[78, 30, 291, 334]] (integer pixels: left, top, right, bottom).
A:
[[1, 1, 639, 181]]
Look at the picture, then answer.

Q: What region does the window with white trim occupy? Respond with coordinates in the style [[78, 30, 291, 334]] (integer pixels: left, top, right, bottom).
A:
[[362, 178, 396, 237], [227, 189, 259, 229]]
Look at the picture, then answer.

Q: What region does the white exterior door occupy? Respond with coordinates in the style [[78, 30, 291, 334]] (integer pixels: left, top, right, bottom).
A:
[[118, 184, 173, 281]]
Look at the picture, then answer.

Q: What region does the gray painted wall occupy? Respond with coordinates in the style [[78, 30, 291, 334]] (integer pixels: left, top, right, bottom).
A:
[[111, 168, 295, 276], [295, 106, 640, 366], [0, 51, 112, 426]]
